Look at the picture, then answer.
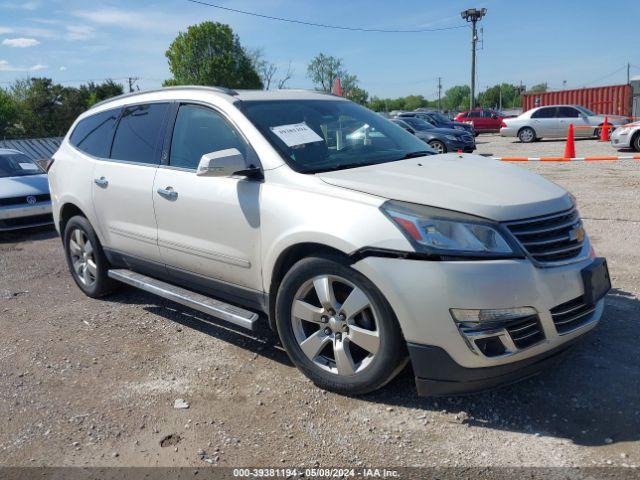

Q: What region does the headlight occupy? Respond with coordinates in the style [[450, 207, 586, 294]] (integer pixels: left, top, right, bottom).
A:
[[445, 134, 459, 141], [381, 201, 519, 257], [454, 125, 465, 130]]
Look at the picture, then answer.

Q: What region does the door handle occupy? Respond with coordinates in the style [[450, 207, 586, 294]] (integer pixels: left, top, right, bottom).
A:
[[157, 186, 178, 200], [94, 177, 108, 188]]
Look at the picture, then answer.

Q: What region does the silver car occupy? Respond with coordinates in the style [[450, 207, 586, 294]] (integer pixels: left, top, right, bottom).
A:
[[610, 121, 640, 151], [0, 148, 53, 231], [501, 105, 629, 143]]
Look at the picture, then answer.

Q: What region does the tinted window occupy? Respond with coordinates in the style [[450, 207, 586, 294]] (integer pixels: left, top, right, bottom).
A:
[[532, 107, 557, 119], [170, 105, 246, 170], [0, 153, 43, 178], [467, 111, 481, 118], [557, 107, 580, 118], [402, 117, 435, 130], [110, 103, 169, 164], [69, 108, 119, 157]]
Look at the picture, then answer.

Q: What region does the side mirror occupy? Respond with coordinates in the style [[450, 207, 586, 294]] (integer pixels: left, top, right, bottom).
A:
[[196, 148, 247, 177]]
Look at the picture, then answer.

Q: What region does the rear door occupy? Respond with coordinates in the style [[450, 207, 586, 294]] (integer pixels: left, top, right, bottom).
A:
[[530, 107, 558, 136], [92, 102, 170, 266]]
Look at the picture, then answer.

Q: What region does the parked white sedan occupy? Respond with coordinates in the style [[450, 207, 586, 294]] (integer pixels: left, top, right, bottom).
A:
[[610, 121, 640, 151], [501, 105, 629, 143], [0, 148, 53, 231]]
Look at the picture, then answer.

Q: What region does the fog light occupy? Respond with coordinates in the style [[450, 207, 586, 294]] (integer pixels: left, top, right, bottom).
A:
[[450, 307, 537, 324]]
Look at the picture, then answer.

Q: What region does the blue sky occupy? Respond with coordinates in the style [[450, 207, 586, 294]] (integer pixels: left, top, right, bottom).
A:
[[1, 0, 639, 99]]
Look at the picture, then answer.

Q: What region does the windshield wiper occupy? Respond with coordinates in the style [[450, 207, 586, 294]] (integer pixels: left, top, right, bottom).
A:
[[402, 151, 433, 159]]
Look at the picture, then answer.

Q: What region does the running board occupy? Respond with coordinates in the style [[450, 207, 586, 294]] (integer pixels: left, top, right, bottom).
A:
[[108, 269, 259, 331]]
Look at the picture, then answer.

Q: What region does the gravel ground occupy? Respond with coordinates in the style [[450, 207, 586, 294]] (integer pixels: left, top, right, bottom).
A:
[[1, 150, 639, 469]]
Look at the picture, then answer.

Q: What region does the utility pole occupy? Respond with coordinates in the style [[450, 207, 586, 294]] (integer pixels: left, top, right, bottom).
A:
[[127, 77, 140, 93], [628, 62, 631, 85], [437, 77, 442, 111], [461, 8, 487, 110]]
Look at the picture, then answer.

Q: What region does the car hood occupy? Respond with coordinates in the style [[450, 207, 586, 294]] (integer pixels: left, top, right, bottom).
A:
[[0, 174, 49, 197], [318, 153, 571, 221]]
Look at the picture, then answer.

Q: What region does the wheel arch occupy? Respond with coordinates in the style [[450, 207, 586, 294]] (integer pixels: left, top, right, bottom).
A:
[[267, 242, 352, 331], [59, 202, 89, 236], [630, 129, 640, 151]]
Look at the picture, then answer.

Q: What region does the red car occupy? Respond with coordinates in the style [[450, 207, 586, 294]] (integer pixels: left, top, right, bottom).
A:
[[455, 109, 504, 134]]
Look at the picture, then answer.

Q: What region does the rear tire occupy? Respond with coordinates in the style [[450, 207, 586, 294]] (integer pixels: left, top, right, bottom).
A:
[[518, 127, 536, 143], [428, 140, 447, 154], [63, 215, 117, 298], [275, 256, 407, 396]]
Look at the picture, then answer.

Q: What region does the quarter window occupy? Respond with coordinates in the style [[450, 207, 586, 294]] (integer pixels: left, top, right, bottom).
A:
[[69, 108, 120, 158], [169, 105, 246, 170], [110, 103, 169, 165]]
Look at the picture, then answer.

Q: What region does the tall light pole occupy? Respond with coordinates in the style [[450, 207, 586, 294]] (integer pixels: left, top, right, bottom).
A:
[[461, 8, 487, 110]]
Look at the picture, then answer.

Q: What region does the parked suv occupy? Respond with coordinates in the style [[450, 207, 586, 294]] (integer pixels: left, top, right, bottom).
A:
[[49, 87, 610, 396], [455, 109, 504, 133]]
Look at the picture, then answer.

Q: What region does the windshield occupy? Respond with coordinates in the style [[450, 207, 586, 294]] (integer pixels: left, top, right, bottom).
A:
[[0, 153, 43, 178], [575, 106, 596, 116], [240, 100, 433, 173], [402, 117, 435, 131]]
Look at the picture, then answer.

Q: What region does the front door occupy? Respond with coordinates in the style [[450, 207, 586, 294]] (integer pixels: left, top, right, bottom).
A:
[[92, 102, 170, 264], [153, 104, 262, 292]]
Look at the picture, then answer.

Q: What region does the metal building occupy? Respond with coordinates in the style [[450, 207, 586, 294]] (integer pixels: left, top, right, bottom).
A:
[[0, 137, 62, 162]]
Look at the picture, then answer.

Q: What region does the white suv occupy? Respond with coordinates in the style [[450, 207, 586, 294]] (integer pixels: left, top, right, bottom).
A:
[[49, 87, 611, 396]]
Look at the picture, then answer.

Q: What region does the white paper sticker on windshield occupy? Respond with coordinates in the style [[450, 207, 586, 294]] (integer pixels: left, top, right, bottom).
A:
[[19, 162, 38, 170], [270, 122, 324, 147]]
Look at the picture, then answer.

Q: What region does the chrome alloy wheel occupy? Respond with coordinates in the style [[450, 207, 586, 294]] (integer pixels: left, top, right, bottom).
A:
[[519, 128, 535, 142], [291, 275, 380, 376], [68, 228, 97, 287], [429, 141, 446, 154]]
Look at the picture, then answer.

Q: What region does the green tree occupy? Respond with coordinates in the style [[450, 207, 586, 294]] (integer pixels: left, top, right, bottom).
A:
[[477, 83, 523, 110], [529, 83, 548, 93], [442, 85, 471, 111], [307, 53, 344, 92], [164, 21, 262, 89], [0, 89, 18, 138]]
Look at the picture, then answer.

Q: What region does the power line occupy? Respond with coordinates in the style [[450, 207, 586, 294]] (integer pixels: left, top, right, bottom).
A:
[[185, 0, 468, 33], [582, 65, 627, 87]]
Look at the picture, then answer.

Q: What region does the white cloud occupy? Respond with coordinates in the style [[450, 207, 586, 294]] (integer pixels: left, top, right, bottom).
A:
[[2, 37, 40, 48], [74, 8, 140, 27], [0, 27, 12, 34], [1, 1, 39, 10], [0, 59, 46, 71], [59, 66, 67, 71], [66, 24, 93, 40]]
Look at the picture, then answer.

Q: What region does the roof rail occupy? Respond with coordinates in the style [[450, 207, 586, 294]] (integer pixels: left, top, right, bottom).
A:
[[90, 85, 238, 109]]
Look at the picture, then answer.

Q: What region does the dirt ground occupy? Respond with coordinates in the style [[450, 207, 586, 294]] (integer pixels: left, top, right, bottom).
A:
[[1, 143, 639, 469]]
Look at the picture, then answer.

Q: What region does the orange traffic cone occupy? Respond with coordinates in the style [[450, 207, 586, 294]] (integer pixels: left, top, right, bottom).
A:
[[599, 116, 610, 142], [564, 123, 576, 159]]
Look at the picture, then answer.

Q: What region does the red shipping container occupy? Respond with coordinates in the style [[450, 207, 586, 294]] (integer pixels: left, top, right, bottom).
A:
[[522, 84, 632, 116]]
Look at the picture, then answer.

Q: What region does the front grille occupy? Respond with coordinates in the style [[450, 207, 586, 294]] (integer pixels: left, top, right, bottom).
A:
[[505, 207, 584, 264], [0, 213, 53, 229], [550, 296, 597, 334], [0, 194, 50, 207], [505, 315, 545, 349]]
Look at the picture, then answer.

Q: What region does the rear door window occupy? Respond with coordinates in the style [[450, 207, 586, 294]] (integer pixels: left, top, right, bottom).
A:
[[69, 108, 120, 158], [467, 111, 481, 118], [532, 107, 557, 119], [110, 103, 170, 165]]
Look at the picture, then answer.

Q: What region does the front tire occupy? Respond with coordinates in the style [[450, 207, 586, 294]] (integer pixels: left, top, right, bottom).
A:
[[518, 127, 536, 143], [275, 256, 406, 395], [63, 215, 117, 298], [632, 132, 640, 152]]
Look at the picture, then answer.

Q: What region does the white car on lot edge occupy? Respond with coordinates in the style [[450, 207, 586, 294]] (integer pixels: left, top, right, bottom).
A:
[[0, 148, 53, 231], [501, 105, 629, 143], [610, 121, 640, 152], [48, 87, 611, 396]]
